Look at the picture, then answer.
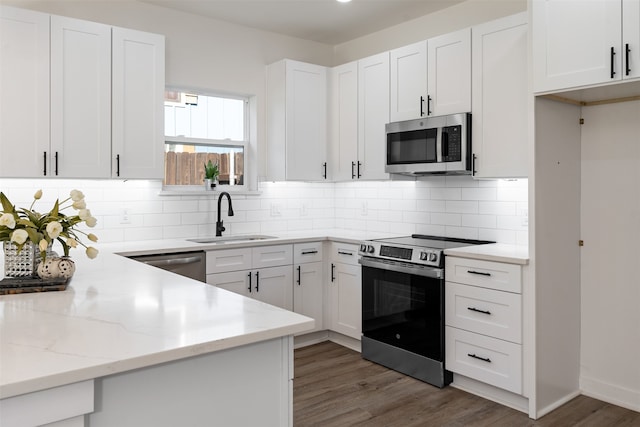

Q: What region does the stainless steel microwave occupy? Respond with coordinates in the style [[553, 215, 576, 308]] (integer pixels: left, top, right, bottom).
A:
[[385, 113, 472, 175]]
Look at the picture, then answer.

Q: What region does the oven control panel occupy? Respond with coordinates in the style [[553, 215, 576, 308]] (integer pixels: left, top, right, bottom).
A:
[[359, 242, 441, 267]]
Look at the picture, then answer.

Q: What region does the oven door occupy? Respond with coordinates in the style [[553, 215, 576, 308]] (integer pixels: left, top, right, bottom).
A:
[[360, 257, 445, 362]]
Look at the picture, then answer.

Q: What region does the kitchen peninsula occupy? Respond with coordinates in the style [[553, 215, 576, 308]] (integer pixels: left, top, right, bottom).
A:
[[0, 243, 315, 427]]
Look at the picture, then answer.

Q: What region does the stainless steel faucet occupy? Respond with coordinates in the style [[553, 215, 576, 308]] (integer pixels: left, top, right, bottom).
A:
[[216, 192, 234, 236]]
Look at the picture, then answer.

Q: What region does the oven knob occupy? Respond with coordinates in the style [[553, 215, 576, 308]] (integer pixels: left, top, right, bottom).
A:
[[428, 253, 438, 262], [360, 244, 367, 252], [420, 252, 428, 261], [367, 245, 375, 254]]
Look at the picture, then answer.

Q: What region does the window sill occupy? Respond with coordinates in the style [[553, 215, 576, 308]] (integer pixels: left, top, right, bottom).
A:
[[158, 188, 261, 197]]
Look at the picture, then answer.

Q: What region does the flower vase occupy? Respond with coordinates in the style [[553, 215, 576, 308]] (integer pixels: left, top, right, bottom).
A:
[[204, 178, 217, 191], [3, 241, 46, 278]]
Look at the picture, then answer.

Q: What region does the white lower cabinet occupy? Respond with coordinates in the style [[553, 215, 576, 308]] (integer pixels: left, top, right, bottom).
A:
[[206, 245, 293, 310], [445, 256, 523, 394], [327, 243, 361, 340], [293, 242, 324, 334]]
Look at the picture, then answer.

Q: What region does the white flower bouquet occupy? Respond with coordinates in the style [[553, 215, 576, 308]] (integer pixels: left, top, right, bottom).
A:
[[0, 189, 99, 260]]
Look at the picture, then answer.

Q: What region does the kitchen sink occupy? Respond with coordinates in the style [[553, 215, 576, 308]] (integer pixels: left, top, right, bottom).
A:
[[187, 234, 277, 244]]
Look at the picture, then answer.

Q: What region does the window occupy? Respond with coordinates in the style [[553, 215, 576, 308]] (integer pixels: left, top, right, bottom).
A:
[[163, 90, 248, 188]]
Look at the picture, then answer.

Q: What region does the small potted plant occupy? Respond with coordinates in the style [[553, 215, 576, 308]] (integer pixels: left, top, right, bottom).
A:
[[204, 159, 219, 191]]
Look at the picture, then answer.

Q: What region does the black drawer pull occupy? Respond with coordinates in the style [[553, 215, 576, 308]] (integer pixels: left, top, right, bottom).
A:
[[468, 353, 491, 363], [467, 270, 491, 277], [297, 265, 301, 285], [331, 263, 336, 282], [301, 250, 318, 255], [247, 272, 252, 293], [338, 251, 353, 256], [467, 307, 491, 315]]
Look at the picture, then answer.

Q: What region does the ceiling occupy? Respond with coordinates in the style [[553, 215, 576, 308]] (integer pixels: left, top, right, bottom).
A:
[[140, 0, 465, 45]]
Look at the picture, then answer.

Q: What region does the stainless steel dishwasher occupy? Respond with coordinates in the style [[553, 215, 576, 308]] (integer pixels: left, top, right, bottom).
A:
[[128, 251, 206, 282]]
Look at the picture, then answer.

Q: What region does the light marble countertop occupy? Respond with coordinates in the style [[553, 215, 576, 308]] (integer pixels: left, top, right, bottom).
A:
[[0, 230, 528, 399], [444, 243, 529, 265]]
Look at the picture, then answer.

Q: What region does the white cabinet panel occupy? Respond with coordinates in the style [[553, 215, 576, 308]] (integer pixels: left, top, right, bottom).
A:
[[0, 6, 50, 178], [328, 243, 361, 340], [294, 261, 323, 333], [206, 248, 252, 274], [533, 0, 625, 92], [358, 52, 389, 180], [293, 241, 323, 264], [50, 15, 111, 178], [472, 12, 528, 178], [445, 256, 522, 293], [328, 62, 358, 181], [390, 41, 427, 122], [112, 27, 165, 179], [427, 28, 471, 116], [252, 265, 293, 311], [252, 245, 293, 269]]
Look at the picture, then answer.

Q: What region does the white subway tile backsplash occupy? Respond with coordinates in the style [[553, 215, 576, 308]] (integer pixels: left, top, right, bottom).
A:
[[0, 176, 528, 246]]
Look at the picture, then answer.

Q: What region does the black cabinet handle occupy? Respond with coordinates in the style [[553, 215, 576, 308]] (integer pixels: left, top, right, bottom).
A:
[[338, 251, 353, 256], [467, 307, 491, 315], [351, 161, 356, 179], [43, 151, 47, 176], [427, 95, 432, 115], [420, 96, 425, 116], [357, 161, 362, 179], [611, 46, 616, 79], [468, 353, 491, 363], [54, 151, 59, 176], [472, 154, 477, 176], [116, 154, 121, 177], [626, 43, 631, 76], [247, 272, 252, 293], [301, 250, 318, 255], [468, 270, 491, 277], [297, 265, 301, 285], [255, 271, 259, 292], [322, 162, 327, 179], [331, 263, 335, 282]]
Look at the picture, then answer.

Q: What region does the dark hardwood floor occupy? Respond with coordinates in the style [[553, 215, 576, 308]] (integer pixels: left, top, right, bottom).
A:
[[293, 341, 640, 427]]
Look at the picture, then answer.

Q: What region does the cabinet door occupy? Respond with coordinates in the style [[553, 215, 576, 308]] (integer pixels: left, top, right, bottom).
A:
[[472, 13, 528, 179], [358, 52, 390, 180], [50, 15, 111, 178], [253, 265, 293, 310], [428, 28, 471, 116], [329, 262, 361, 340], [207, 270, 250, 297], [112, 27, 165, 179], [294, 261, 324, 334], [389, 41, 427, 122], [329, 62, 359, 181], [285, 60, 327, 181], [624, 0, 640, 80], [0, 6, 50, 178], [533, 0, 622, 92]]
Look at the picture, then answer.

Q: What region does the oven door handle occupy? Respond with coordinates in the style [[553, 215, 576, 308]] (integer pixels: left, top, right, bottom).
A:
[[358, 257, 443, 279]]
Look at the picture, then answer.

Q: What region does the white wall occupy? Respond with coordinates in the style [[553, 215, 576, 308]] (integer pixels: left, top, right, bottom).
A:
[[333, 0, 526, 64], [580, 100, 640, 411]]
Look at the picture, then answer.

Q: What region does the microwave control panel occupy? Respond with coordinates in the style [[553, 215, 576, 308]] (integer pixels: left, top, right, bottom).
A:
[[442, 125, 462, 162]]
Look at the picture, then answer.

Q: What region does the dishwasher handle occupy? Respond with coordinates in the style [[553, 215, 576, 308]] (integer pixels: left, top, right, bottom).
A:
[[139, 256, 203, 268]]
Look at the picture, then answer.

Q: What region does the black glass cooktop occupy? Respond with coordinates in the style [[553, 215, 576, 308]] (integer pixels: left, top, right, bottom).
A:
[[374, 234, 494, 250]]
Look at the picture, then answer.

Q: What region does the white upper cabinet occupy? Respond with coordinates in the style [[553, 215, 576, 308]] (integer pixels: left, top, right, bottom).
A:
[[266, 59, 328, 181], [0, 6, 50, 178], [51, 15, 112, 178], [358, 52, 390, 180], [472, 12, 528, 179], [112, 27, 165, 179], [389, 28, 471, 122], [428, 28, 471, 117], [390, 41, 427, 121], [328, 62, 358, 181], [533, 0, 639, 93]]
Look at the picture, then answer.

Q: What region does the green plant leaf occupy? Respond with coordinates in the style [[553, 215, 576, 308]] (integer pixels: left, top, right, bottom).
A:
[[0, 192, 15, 213]]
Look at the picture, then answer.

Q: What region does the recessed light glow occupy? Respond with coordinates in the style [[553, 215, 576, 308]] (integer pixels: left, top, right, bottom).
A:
[[337, 0, 352, 3]]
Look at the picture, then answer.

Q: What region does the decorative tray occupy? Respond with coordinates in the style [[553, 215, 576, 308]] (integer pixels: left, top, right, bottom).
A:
[[0, 277, 71, 295]]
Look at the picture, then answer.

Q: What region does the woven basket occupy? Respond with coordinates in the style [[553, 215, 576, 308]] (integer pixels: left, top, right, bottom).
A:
[[3, 241, 45, 278]]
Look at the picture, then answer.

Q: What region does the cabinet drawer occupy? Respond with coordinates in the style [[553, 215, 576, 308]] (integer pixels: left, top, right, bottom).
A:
[[446, 282, 522, 344], [445, 257, 522, 293], [206, 248, 252, 274], [294, 242, 323, 264], [252, 245, 293, 269], [331, 243, 359, 266], [445, 326, 522, 394]]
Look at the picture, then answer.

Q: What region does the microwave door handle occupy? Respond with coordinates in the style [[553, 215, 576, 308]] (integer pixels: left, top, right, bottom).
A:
[[441, 129, 449, 158]]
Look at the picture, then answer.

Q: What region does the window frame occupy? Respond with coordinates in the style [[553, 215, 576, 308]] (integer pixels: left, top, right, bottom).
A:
[[162, 88, 250, 192]]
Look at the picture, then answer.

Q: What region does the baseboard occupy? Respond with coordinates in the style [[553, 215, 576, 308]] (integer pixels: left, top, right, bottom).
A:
[[328, 331, 361, 353], [451, 374, 529, 415], [535, 390, 582, 419], [580, 375, 640, 413], [294, 331, 329, 349]]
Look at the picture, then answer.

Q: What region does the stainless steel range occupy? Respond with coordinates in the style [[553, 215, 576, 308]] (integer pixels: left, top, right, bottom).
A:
[[358, 234, 493, 388]]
